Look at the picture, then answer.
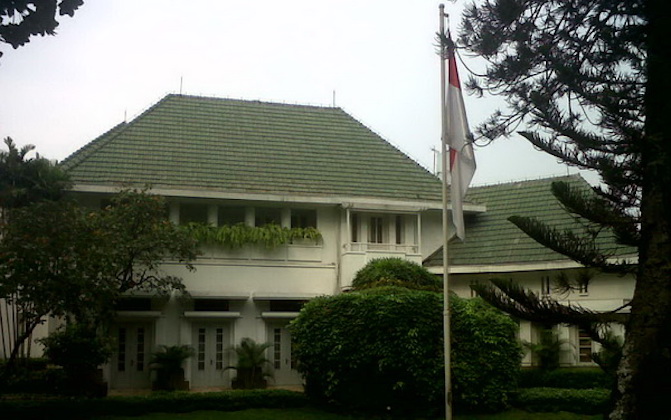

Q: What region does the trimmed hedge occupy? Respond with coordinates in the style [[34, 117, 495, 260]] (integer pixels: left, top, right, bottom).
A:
[[519, 368, 612, 389], [0, 389, 308, 419], [291, 287, 521, 416], [512, 387, 610, 414]]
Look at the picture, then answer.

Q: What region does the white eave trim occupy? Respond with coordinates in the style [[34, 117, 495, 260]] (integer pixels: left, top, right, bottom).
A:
[[68, 184, 485, 213], [183, 311, 241, 319], [115, 311, 162, 319], [260, 311, 300, 319], [251, 292, 317, 301], [428, 255, 638, 275], [188, 292, 250, 300]]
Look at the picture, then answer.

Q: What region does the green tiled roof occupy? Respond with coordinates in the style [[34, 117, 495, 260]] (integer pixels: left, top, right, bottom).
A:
[[424, 175, 637, 267], [62, 94, 442, 202]]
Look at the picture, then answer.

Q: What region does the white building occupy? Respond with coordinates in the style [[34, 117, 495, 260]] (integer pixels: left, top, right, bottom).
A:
[[1, 94, 634, 390]]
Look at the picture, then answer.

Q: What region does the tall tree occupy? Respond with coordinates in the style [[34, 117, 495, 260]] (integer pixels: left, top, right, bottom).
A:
[[456, 0, 670, 418], [0, 0, 83, 59]]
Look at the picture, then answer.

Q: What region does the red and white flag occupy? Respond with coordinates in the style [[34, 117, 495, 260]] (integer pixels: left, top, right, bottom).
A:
[[446, 42, 476, 240]]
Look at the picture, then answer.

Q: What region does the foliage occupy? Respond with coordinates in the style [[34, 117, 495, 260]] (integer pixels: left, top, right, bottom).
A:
[[519, 368, 611, 390], [351, 257, 442, 291], [590, 329, 623, 380], [39, 324, 112, 372], [0, 366, 67, 395], [150, 345, 194, 391], [456, 0, 671, 417], [38, 323, 111, 396], [512, 388, 610, 415], [226, 338, 273, 389], [0, 137, 70, 209], [522, 328, 566, 371], [0, 186, 198, 371], [0, 0, 84, 60], [185, 222, 321, 249], [0, 389, 307, 419], [290, 287, 521, 416]]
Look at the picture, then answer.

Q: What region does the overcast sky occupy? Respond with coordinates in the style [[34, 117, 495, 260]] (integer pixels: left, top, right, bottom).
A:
[[0, 0, 598, 186]]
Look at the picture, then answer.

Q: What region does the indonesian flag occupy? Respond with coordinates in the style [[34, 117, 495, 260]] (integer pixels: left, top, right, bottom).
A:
[[446, 42, 476, 240]]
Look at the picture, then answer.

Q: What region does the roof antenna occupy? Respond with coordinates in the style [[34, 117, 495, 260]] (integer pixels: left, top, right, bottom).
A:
[[179, 76, 183, 95], [332, 90, 336, 107], [124, 109, 127, 123]]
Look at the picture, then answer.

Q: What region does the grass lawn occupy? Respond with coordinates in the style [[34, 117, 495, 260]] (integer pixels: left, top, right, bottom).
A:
[[96, 408, 603, 420]]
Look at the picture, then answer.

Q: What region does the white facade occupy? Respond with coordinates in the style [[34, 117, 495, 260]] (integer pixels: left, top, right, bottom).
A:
[[89, 193, 446, 390]]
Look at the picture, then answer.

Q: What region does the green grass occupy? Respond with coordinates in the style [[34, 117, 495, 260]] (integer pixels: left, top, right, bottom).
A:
[[96, 408, 603, 420]]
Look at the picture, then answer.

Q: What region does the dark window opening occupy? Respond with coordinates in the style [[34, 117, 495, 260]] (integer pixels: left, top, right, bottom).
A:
[[193, 299, 230, 312], [255, 207, 282, 227], [180, 203, 209, 225], [218, 206, 246, 226], [115, 298, 152, 311], [291, 209, 317, 228], [269, 300, 306, 312]]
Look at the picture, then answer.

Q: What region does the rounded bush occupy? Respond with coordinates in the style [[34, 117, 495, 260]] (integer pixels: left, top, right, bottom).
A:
[[351, 257, 442, 291], [290, 287, 521, 416]]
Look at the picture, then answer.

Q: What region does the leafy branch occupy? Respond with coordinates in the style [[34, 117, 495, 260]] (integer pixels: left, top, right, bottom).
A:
[[183, 222, 322, 249]]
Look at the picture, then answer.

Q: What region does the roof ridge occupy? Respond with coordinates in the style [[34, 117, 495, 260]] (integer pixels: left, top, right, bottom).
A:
[[472, 173, 584, 190], [165, 93, 339, 111]]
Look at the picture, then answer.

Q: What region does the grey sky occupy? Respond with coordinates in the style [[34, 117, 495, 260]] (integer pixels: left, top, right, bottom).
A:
[[0, 0, 598, 186]]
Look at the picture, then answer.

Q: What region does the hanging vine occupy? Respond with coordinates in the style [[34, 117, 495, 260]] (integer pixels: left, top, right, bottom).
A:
[[183, 222, 322, 249]]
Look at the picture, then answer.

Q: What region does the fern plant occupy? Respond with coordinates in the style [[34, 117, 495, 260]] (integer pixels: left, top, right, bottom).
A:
[[184, 222, 321, 249]]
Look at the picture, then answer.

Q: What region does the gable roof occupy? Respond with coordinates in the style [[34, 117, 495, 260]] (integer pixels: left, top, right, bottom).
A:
[[424, 174, 637, 269], [62, 94, 442, 203]]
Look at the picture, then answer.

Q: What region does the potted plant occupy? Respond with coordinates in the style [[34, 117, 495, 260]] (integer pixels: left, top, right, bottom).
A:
[[39, 324, 112, 397], [226, 338, 273, 389], [150, 345, 194, 391]]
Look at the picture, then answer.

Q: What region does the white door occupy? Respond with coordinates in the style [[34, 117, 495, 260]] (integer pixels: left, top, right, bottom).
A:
[[111, 323, 153, 389], [191, 325, 229, 388], [269, 324, 302, 385]]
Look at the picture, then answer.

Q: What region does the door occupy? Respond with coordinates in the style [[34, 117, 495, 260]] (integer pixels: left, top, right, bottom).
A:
[[191, 325, 229, 388], [111, 323, 153, 389], [268, 323, 302, 385]]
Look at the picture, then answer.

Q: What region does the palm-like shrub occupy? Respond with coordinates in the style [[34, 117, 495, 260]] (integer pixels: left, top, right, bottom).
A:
[[227, 338, 273, 389], [150, 345, 194, 391]]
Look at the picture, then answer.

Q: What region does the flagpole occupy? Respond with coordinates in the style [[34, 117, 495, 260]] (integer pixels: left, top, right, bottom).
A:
[[439, 4, 453, 420]]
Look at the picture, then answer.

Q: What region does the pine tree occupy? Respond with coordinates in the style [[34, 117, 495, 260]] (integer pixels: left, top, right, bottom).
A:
[[457, 1, 671, 418]]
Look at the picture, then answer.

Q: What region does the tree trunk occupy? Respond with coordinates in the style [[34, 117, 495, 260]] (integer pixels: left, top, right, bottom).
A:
[[610, 2, 671, 418]]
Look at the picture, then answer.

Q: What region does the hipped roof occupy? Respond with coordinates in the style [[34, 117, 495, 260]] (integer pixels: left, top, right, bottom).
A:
[[62, 94, 442, 203]]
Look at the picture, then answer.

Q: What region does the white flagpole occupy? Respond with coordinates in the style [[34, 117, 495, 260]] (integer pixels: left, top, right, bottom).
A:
[[439, 4, 453, 420]]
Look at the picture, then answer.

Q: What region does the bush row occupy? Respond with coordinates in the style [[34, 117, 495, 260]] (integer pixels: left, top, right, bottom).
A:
[[512, 387, 610, 415], [0, 389, 308, 420], [519, 367, 612, 389]]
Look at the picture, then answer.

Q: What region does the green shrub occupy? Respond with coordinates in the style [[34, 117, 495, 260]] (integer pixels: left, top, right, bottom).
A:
[[290, 287, 521, 416], [0, 367, 67, 394], [351, 257, 442, 291], [0, 389, 307, 419], [512, 387, 610, 414], [519, 367, 611, 389]]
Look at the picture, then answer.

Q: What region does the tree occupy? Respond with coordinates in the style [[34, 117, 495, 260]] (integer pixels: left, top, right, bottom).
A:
[[455, 0, 670, 418], [0, 0, 84, 60], [351, 257, 442, 291]]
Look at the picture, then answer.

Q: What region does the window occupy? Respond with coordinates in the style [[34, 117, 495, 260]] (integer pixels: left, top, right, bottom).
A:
[[541, 276, 551, 296], [115, 298, 152, 311], [269, 300, 306, 312], [578, 329, 593, 362], [255, 207, 282, 226], [351, 213, 359, 243], [578, 281, 589, 295], [291, 209, 317, 228], [218, 206, 245, 226], [180, 203, 208, 225], [369, 216, 384, 243], [395, 215, 404, 245], [193, 299, 230, 312]]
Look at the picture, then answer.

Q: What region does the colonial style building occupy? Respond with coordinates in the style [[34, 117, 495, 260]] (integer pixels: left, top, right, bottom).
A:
[[1, 94, 634, 390]]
